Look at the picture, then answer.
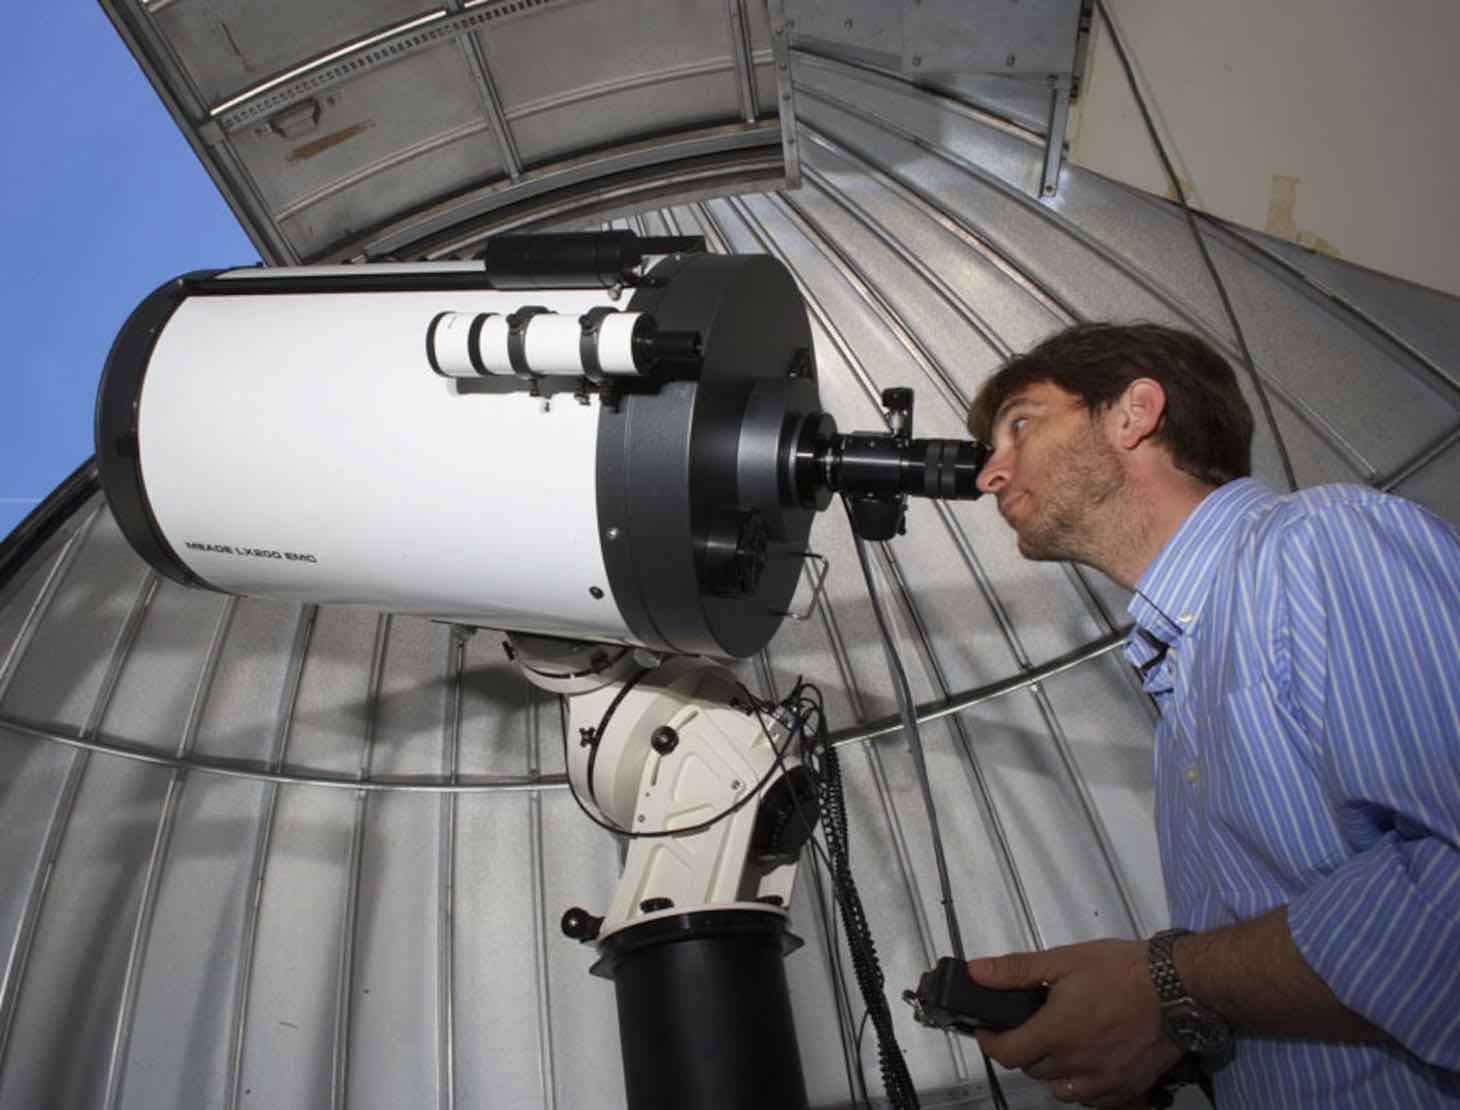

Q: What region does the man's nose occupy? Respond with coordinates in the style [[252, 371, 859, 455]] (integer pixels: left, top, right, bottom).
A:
[[977, 449, 1009, 495]]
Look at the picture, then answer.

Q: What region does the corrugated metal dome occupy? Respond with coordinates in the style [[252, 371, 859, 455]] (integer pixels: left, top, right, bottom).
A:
[[2, 3, 1457, 1108]]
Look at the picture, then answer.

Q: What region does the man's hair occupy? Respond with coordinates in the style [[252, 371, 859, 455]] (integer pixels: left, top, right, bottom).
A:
[[967, 322, 1254, 487]]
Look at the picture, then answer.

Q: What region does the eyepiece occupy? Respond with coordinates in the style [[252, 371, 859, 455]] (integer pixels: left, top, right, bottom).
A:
[[778, 390, 990, 540]]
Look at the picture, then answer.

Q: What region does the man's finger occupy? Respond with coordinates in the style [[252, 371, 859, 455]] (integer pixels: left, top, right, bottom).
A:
[[973, 1009, 1060, 1070], [1023, 1054, 1061, 1081], [966, 950, 1054, 989]]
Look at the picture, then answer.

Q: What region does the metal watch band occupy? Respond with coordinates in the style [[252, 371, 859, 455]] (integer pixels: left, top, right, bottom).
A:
[[1147, 927, 1192, 1005]]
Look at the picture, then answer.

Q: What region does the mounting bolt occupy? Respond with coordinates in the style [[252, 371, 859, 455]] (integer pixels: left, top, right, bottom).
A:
[[730, 779, 743, 791], [844, 17, 853, 29], [651, 726, 680, 755], [606, 526, 621, 541], [1006, 53, 1017, 67], [589, 586, 604, 599], [912, 55, 922, 67]]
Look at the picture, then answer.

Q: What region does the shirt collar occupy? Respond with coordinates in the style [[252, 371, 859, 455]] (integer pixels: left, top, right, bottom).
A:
[[1126, 478, 1276, 647]]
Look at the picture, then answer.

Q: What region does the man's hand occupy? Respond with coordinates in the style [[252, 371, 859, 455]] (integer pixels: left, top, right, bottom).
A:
[[970, 939, 1182, 1108]]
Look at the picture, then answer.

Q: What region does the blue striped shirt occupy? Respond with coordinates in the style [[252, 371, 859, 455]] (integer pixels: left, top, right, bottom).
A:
[[1122, 478, 1460, 1108]]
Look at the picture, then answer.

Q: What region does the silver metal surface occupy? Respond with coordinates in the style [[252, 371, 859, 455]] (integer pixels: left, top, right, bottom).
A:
[[100, 0, 801, 265], [2, 10, 1456, 1108], [901, 0, 1082, 77], [448, 0, 524, 180], [728, 0, 760, 123]]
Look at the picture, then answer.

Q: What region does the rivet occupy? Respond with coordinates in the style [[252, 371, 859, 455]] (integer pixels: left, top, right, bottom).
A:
[[607, 527, 621, 541], [589, 586, 604, 599]]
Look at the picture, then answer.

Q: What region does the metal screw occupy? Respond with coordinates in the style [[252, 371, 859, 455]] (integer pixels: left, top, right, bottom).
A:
[[606, 526, 621, 541], [730, 779, 743, 791], [1006, 53, 1017, 67], [637, 814, 645, 823], [589, 586, 604, 599], [912, 55, 922, 67], [844, 18, 853, 29]]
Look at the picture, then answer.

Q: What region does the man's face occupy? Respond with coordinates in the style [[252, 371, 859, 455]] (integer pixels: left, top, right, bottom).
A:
[[974, 382, 1125, 563]]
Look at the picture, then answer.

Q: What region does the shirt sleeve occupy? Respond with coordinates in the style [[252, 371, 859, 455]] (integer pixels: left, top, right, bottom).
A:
[[1273, 493, 1460, 1070]]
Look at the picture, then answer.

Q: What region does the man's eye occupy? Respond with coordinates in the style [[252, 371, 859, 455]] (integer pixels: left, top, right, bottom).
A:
[[1010, 417, 1028, 435]]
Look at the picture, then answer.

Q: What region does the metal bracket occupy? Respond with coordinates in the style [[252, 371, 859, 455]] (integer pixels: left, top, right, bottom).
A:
[[773, 552, 829, 622], [766, 0, 803, 189], [1041, 71, 1073, 200]]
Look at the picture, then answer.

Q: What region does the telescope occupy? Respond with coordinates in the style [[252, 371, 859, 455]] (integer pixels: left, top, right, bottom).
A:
[[95, 232, 994, 1109]]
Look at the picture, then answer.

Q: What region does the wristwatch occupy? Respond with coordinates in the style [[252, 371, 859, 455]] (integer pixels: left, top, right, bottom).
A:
[[1147, 928, 1233, 1057]]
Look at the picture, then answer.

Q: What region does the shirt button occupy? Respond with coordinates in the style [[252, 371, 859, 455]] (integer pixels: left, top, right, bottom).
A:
[[1184, 765, 1200, 784], [1178, 612, 1195, 625]]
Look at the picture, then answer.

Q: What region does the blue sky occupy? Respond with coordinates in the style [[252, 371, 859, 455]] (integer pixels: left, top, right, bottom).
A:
[[1, 3, 257, 537]]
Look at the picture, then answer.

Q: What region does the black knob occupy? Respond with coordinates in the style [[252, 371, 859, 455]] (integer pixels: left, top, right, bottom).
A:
[[560, 906, 603, 942], [650, 726, 679, 754]]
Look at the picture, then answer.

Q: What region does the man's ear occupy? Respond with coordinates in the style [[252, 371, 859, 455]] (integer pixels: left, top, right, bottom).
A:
[[1112, 378, 1166, 450]]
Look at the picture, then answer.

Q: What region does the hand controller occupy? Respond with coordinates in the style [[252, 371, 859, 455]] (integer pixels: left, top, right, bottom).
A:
[[904, 957, 1048, 1036]]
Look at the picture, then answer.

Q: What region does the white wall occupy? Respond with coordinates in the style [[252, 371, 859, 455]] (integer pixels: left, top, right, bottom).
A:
[[1069, 0, 1460, 298]]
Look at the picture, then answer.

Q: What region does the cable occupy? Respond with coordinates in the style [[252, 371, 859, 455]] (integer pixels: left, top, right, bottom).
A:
[[748, 683, 920, 1110], [805, 829, 869, 1108], [844, 499, 1013, 1110], [1092, 0, 1298, 493], [844, 501, 965, 960], [782, 690, 920, 1109]]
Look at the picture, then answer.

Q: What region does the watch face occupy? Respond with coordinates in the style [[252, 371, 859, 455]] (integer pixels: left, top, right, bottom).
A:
[[1165, 1001, 1233, 1054]]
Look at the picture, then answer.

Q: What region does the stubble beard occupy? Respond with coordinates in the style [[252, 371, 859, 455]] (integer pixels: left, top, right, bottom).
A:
[[1013, 421, 1129, 569]]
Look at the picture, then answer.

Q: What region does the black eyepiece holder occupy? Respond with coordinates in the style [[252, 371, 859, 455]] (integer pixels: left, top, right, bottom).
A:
[[783, 387, 991, 541]]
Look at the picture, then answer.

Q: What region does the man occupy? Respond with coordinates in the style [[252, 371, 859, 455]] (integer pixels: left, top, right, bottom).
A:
[[963, 322, 1460, 1108]]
